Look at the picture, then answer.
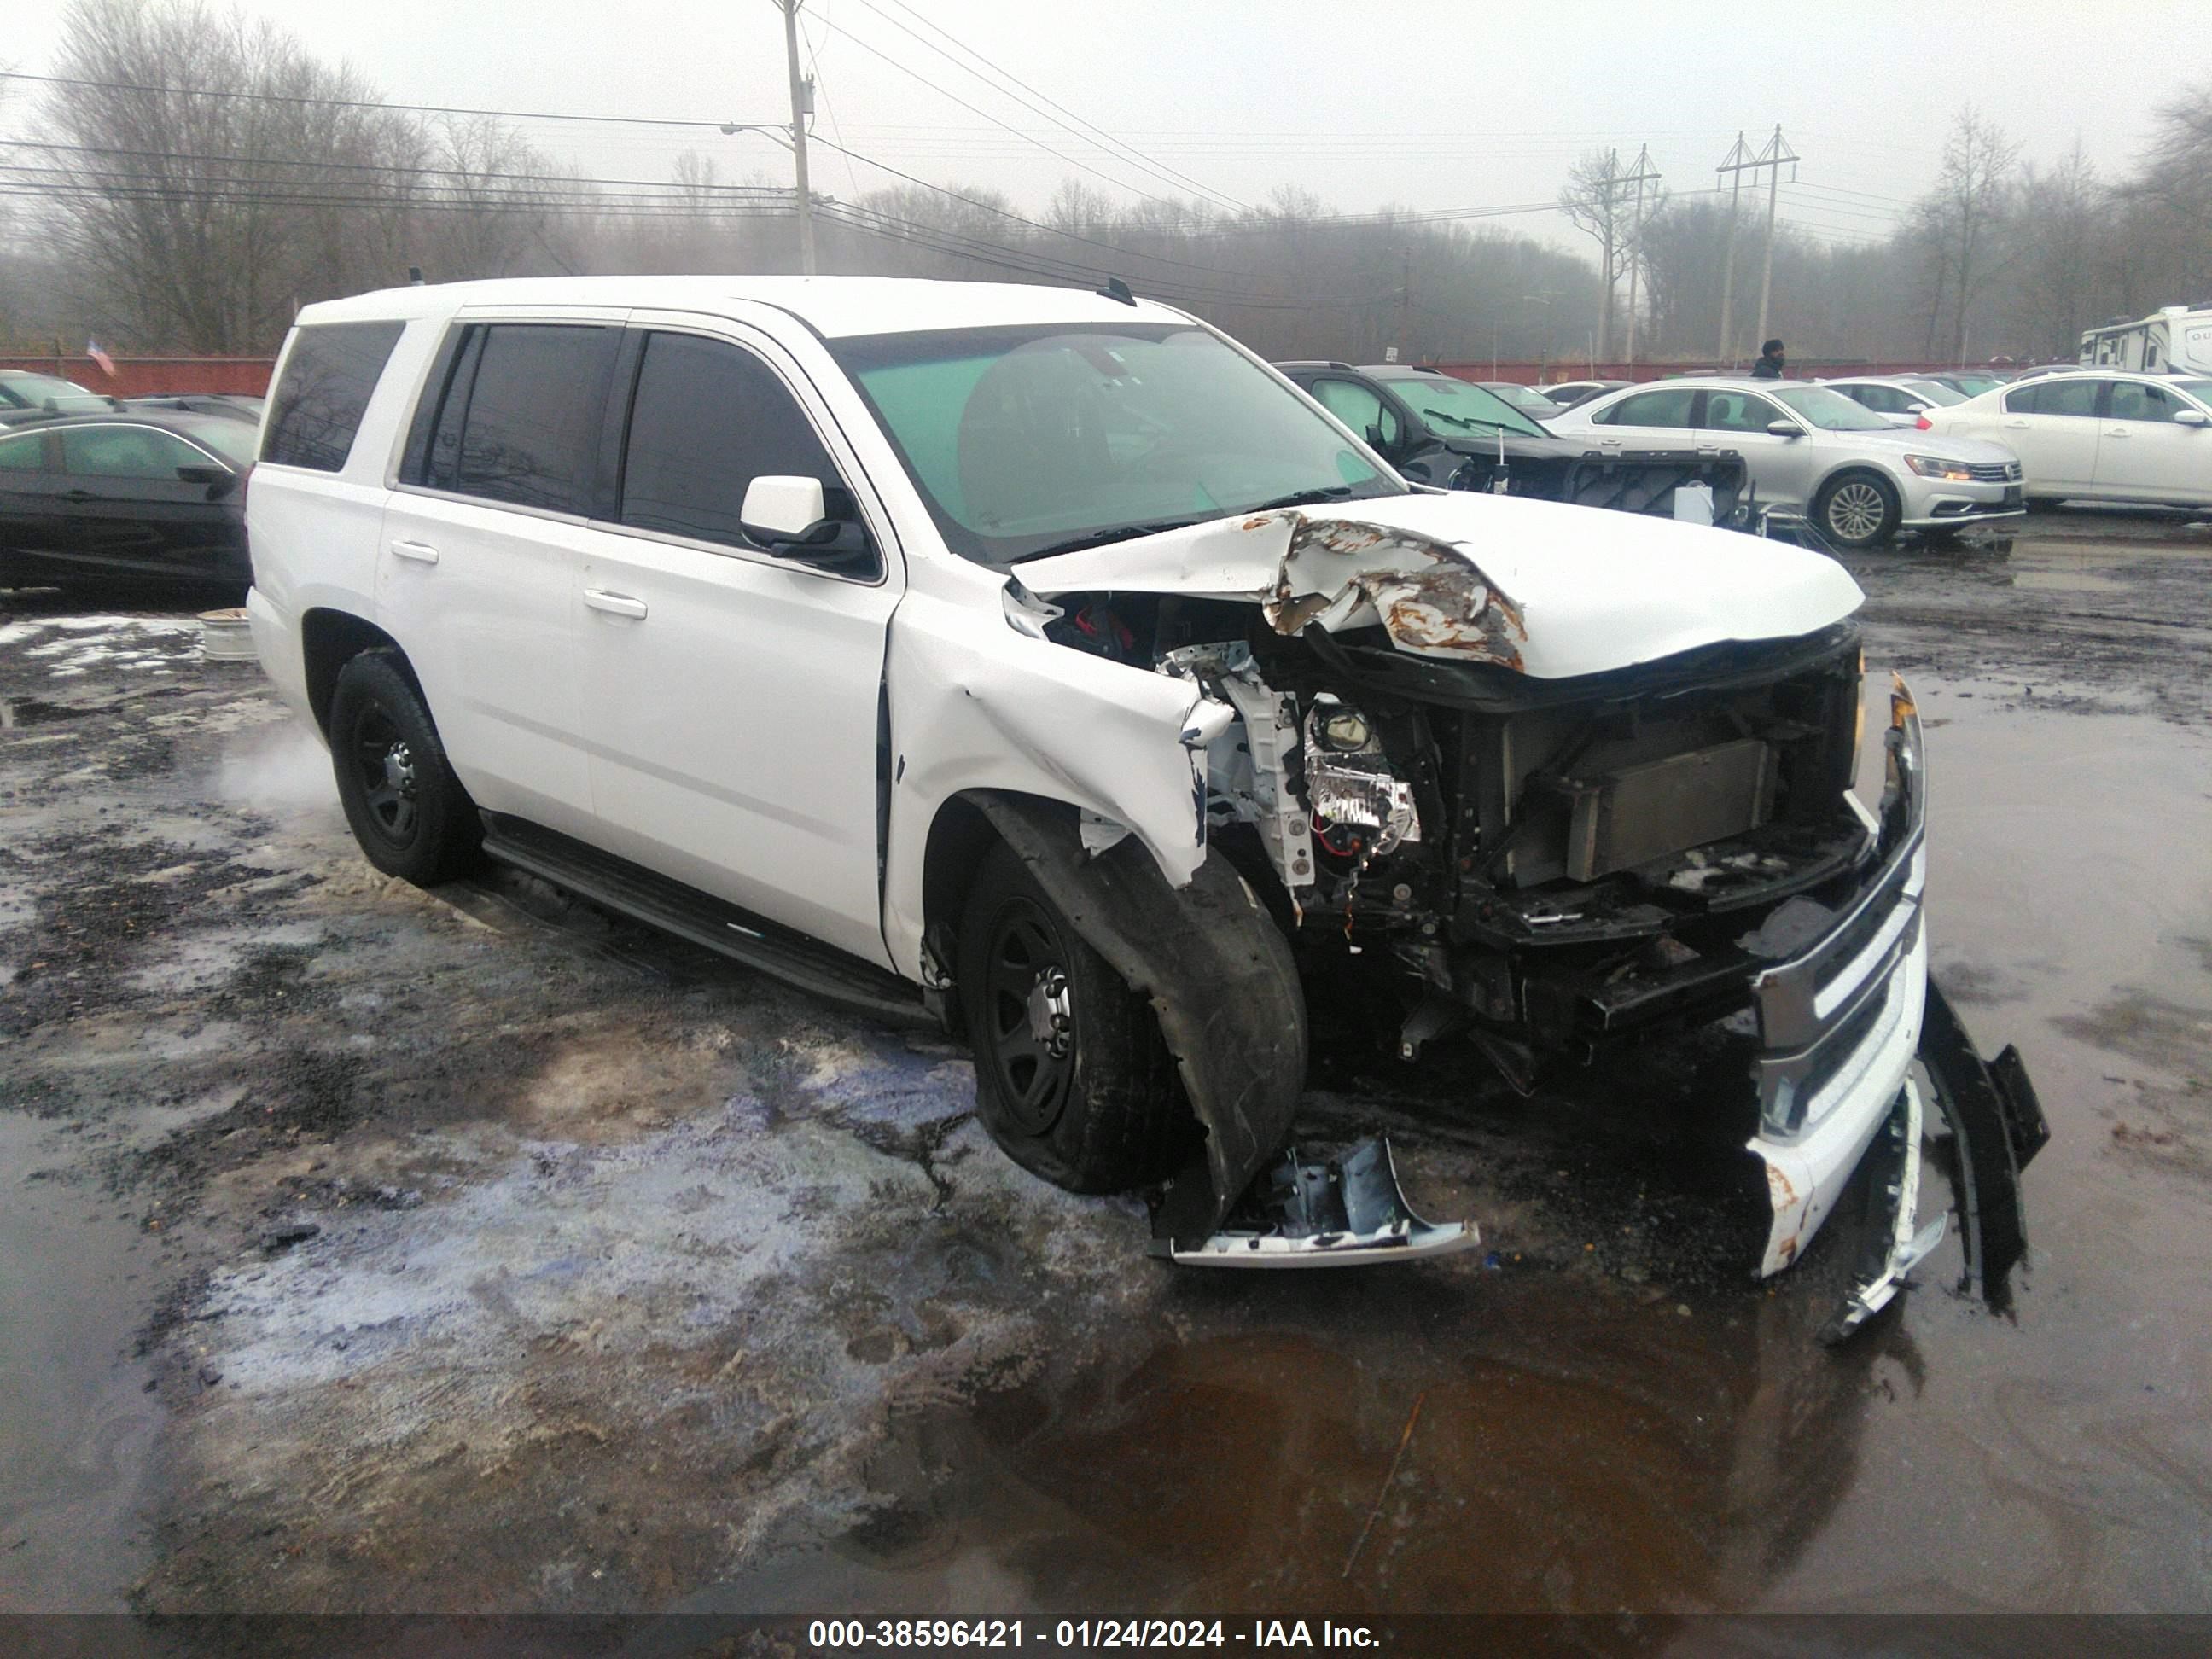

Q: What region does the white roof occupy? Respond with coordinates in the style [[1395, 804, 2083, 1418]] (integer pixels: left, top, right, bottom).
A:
[[293, 275, 1196, 338]]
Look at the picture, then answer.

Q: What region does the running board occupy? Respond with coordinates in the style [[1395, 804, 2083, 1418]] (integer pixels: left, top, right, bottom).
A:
[[477, 814, 933, 1028], [1152, 1137, 1479, 1267]]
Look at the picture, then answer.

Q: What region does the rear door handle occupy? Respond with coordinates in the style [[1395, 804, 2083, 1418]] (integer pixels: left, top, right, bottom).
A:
[[389, 538, 440, 564], [583, 588, 649, 620], [2001, 420, 2029, 429], [2104, 427, 2129, 438], [58, 489, 95, 504]]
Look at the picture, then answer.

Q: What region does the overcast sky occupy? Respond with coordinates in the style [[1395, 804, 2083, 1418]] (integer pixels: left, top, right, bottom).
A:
[[8, 0, 2206, 254]]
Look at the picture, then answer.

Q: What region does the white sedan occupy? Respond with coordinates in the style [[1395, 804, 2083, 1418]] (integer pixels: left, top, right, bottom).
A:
[[1921, 370, 2212, 509]]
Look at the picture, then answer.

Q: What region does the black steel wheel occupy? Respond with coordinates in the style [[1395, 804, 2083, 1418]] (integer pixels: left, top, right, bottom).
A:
[[956, 841, 1191, 1194], [328, 649, 480, 885]]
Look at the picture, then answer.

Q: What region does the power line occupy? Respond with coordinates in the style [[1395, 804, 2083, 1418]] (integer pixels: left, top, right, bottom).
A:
[[853, 0, 1247, 212], [803, 9, 1208, 216]]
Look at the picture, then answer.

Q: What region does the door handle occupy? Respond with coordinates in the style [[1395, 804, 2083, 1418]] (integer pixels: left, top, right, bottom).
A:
[[583, 588, 649, 620], [2104, 428, 2129, 438], [2001, 420, 2029, 429], [389, 538, 440, 564], [58, 489, 94, 503]]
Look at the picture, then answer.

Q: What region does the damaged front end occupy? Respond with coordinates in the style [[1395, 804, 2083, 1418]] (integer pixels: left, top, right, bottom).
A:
[[1005, 499, 2040, 1327]]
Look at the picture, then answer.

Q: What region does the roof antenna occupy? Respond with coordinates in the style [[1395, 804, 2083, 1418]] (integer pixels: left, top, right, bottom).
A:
[[1097, 276, 1136, 306]]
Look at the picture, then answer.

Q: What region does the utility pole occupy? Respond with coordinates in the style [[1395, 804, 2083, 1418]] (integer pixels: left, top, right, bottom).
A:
[[1597, 148, 1617, 363], [1754, 125, 1798, 357], [1396, 244, 1413, 363], [1714, 131, 1750, 366], [779, 0, 817, 275], [1621, 145, 1661, 368]]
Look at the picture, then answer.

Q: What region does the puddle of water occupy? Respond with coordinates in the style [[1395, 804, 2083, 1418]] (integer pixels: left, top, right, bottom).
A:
[[0, 1114, 164, 1611]]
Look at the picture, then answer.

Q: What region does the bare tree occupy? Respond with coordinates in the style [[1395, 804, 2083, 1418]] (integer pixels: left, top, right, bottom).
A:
[[1910, 108, 2023, 361], [1558, 149, 1633, 358], [2012, 142, 2110, 356]]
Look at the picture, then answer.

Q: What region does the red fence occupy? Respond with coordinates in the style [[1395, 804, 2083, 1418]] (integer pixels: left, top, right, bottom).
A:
[[0, 355, 276, 398], [1435, 359, 2063, 387]]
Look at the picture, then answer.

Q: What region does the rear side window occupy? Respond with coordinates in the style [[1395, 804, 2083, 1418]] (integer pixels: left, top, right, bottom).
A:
[[263, 321, 405, 471], [1598, 387, 1697, 428], [2007, 379, 2099, 417], [617, 331, 841, 550], [439, 324, 619, 515]]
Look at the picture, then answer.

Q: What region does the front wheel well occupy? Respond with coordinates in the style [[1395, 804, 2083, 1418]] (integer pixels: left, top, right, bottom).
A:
[[920, 792, 1016, 1027], [300, 608, 413, 739]]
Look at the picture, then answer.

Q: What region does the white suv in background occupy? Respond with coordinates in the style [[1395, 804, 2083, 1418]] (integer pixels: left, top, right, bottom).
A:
[[241, 276, 2041, 1318], [1920, 370, 2212, 509], [1548, 378, 2024, 548]]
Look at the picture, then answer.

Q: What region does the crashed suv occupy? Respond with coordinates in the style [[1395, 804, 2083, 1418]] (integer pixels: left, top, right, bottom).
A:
[[246, 276, 2041, 1334]]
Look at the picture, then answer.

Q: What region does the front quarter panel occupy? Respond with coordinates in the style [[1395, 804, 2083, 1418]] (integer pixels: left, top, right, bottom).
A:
[[880, 559, 1211, 979]]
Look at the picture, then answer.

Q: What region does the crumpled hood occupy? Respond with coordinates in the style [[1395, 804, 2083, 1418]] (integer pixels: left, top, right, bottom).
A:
[[1011, 491, 1863, 680]]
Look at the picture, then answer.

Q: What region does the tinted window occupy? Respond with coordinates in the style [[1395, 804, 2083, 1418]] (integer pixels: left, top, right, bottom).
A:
[[1847, 385, 1901, 414], [618, 332, 841, 550], [1702, 391, 1781, 432], [2008, 379, 2099, 417], [451, 324, 620, 515], [2109, 381, 2178, 423], [1598, 387, 1697, 428], [61, 426, 206, 480], [263, 321, 405, 472], [0, 431, 43, 471], [1308, 379, 1402, 450]]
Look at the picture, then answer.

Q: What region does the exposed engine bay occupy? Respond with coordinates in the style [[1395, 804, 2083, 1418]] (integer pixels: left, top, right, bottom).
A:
[[1042, 584, 1869, 1079]]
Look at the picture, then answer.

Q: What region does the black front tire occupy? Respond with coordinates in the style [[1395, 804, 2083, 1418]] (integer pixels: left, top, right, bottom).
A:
[[328, 649, 481, 885], [956, 841, 1190, 1193], [1815, 469, 1903, 549]]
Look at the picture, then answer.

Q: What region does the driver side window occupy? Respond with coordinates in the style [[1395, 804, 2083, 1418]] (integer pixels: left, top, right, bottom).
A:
[[1310, 378, 1402, 453]]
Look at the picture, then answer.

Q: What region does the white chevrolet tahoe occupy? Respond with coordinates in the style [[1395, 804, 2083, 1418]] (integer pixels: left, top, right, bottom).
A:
[[247, 276, 2040, 1332]]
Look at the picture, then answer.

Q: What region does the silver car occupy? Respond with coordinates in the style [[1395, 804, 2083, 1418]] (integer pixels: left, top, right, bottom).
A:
[[1548, 377, 2025, 547]]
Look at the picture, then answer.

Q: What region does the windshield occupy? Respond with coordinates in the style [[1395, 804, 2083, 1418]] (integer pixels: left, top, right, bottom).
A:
[[831, 323, 1398, 567], [1480, 382, 1565, 418], [1946, 374, 2002, 395], [2173, 379, 2212, 408], [1898, 378, 1966, 405], [1377, 374, 1546, 439], [1770, 385, 1894, 432], [0, 371, 108, 413]]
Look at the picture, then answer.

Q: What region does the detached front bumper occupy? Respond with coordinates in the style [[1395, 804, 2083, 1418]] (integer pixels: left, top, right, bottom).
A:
[[1745, 676, 2047, 1316], [1745, 676, 1930, 1278]]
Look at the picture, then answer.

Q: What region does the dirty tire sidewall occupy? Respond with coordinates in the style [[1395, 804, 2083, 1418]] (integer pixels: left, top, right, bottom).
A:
[[329, 649, 481, 887], [1815, 469, 1901, 550], [956, 841, 1191, 1196]]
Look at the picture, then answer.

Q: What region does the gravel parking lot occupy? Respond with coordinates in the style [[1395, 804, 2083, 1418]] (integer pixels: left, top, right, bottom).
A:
[[3, 509, 2209, 1623]]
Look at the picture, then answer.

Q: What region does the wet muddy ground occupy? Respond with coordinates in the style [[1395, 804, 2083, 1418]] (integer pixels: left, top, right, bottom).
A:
[[3, 510, 2209, 1632]]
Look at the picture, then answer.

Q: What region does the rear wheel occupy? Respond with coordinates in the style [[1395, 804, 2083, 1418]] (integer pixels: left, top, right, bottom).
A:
[[328, 649, 480, 885], [1815, 470, 1901, 549], [956, 841, 1190, 1193]]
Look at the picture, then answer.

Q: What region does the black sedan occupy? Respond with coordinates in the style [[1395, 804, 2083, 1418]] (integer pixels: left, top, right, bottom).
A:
[[1277, 362, 1749, 525], [0, 410, 255, 591]]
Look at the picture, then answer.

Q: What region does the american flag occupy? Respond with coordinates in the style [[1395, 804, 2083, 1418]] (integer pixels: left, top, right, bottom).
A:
[[86, 339, 117, 377]]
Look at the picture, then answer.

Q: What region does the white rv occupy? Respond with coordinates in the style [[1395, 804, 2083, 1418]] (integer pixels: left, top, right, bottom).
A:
[[2079, 304, 2212, 375]]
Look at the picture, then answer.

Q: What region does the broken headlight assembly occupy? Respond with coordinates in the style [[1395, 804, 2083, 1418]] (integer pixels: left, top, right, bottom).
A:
[[1303, 696, 1420, 857]]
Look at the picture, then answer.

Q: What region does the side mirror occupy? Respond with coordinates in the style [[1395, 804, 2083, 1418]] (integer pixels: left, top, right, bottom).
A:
[[1906, 402, 1930, 415], [2175, 409, 2209, 428], [738, 474, 872, 567], [1766, 419, 1806, 439], [176, 463, 239, 498]]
